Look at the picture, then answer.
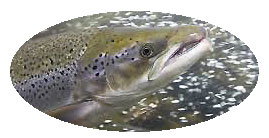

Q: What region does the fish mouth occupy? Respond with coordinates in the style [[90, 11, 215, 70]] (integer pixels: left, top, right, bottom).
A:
[[148, 36, 213, 81], [167, 36, 205, 63]]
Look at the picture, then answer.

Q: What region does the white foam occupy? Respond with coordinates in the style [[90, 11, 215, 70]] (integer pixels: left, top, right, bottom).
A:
[[234, 86, 246, 93], [179, 85, 188, 89], [171, 100, 180, 104]]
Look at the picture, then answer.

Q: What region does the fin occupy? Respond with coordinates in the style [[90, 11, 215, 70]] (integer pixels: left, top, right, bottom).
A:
[[46, 100, 111, 127]]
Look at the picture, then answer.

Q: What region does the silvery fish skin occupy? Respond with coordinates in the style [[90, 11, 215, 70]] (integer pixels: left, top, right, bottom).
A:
[[10, 25, 212, 126]]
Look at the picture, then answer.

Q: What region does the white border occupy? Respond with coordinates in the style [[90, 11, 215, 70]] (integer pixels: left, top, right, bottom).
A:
[[0, 0, 267, 138]]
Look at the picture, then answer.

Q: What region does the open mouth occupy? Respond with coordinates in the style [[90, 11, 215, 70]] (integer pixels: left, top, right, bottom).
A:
[[148, 31, 212, 81], [168, 37, 205, 60]]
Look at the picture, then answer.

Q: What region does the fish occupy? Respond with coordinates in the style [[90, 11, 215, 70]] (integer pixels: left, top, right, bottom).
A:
[[10, 25, 213, 127]]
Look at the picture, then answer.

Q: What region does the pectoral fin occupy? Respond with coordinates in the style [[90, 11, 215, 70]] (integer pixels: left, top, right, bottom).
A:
[[46, 100, 110, 127]]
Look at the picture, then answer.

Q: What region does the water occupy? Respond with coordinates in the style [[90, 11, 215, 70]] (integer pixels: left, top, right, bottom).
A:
[[34, 11, 259, 131]]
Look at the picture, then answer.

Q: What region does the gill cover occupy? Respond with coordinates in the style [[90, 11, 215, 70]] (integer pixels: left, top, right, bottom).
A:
[[105, 39, 168, 91]]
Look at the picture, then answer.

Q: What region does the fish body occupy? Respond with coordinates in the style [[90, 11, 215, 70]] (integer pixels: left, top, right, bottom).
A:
[[10, 25, 213, 126]]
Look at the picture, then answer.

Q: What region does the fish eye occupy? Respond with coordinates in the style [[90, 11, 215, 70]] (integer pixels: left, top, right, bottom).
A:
[[140, 43, 154, 58]]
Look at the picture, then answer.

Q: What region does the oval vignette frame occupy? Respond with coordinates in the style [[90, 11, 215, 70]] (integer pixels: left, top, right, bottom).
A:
[[10, 11, 259, 131]]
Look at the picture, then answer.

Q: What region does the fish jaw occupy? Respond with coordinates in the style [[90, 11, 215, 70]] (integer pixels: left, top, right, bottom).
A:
[[148, 38, 213, 81]]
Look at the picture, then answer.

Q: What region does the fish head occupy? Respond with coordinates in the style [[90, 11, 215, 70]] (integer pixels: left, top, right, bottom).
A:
[[93, 25, 213, 104]]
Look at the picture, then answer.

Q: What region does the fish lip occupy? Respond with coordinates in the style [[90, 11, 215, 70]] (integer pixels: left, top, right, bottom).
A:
[[166, 36, 205, 63]]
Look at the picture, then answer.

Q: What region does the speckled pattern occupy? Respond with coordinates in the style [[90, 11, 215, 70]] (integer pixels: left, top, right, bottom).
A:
[[14, 11, 259, 131]]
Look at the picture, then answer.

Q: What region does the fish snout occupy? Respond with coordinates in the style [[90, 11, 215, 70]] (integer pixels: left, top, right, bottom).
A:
[[186, 26, 208, 43]]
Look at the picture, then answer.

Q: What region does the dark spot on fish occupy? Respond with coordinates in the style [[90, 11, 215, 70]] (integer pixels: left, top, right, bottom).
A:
[[95, 73, 99, 76], [84, 67, 88, 71], [106, 62, 109, 66], [44, 76, 48, 82], [31, 84, 35, 88], [49, 58, 54, 65], [95, 59, 98, 62], [129, 38, 132, 40], [99, 54, 102, 57], [101, 61, 104, 66], [131, 58, 135, 60], [52, 76, 55, 80], [121, 53, 124, 56], [115, 55, 119, 58], [41, 93, 45, 97], [92, 66, 97, 70], [60, 71, 64, 75], [23, 65, 27, 69], [69, 48, 74, 53]]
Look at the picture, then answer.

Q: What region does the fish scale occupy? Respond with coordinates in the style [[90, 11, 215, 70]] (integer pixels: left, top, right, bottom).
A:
[[14, 64, 77, 111], [11, 33, 91, 111], [11, 33, 89, 83]]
